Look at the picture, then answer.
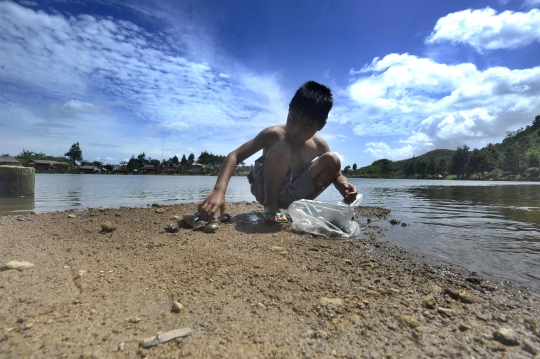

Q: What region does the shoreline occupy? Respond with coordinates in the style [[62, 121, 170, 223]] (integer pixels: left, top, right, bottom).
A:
[[1, 202, 539, 358]]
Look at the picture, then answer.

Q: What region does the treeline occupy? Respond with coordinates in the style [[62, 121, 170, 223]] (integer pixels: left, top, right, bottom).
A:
[[3, 148, 253, 175], [346, 115, 540, 180]]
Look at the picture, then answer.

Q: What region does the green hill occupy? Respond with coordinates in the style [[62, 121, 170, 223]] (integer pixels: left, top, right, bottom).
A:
[[346, 115, 540, 180]]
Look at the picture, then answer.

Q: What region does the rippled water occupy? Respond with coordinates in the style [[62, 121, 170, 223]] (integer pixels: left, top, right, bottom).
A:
[[1, 174, 539, 292]]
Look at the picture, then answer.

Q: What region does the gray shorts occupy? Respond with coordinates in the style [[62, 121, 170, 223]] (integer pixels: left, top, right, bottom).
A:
[[247, 155, 316, 209]]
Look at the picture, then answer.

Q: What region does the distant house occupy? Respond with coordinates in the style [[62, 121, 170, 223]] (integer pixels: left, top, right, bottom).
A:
[[0, 157, 21, 166], [141, 164, 158, 174], [26, 160, 70, 171], [189, 163, 207, 174], [80, 165, 100, 174]]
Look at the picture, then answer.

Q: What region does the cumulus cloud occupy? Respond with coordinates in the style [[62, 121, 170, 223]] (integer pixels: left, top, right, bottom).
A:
[[0, 1, 287, 159], [425, 7, 540, 51], [337, 53, 540, 160]]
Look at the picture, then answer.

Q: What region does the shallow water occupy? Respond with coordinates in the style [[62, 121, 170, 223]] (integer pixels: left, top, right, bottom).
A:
[[1, 174, 539, 292]]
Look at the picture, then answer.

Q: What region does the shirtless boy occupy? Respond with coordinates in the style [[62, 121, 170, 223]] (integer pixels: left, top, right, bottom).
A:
[[198, 81, 358, 222]]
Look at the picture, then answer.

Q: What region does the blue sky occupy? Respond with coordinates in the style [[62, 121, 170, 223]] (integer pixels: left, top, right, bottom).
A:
[[1, 0, 539, 167]]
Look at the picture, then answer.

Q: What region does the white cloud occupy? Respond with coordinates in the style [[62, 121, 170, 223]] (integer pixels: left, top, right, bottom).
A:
[[426, 7, 540, 51], [336, 53, 540, 160], [0, 2, 287, 160]]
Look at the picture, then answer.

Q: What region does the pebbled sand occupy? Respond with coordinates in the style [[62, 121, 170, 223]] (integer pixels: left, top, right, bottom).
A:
[[0, 202, 539, 358]]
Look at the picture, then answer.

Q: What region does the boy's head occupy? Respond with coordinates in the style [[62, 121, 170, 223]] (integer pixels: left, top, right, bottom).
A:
[[289, 81, 333, 125]]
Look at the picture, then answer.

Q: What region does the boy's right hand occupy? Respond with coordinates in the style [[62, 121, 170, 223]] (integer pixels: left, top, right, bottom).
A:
[[198, 190, 226, 221]]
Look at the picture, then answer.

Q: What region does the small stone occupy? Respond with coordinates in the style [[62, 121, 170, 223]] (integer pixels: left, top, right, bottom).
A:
[[423, 297, 436, 309], [430, 285, 443, 293], [444, 289, 475, 304], [155, 208, 165, 213], [171, 215, 179, 220], [127, 317, 141, 323], [118, 343, 125, 352], [157, 328, 196, 343], [493, 328, 520, 346], [2, 261, 34, 271], [521, 338, 538, 355], [101, 222, 115, 233], [320, 297, 343, 306], [77, 270, 87, 278], [151, 203, 163, 208], [437, 308, 455, 318], [365, 290, 380, 296], [270, 246, 284, 251], [458, 323, 471, 331], [344, 259, 352, 265], [399, 314, 421, 329], [331, 318, 352, 332], [140, 336, 159, 348], [171, 302, 183, 313], [68, 214, 77, 218]]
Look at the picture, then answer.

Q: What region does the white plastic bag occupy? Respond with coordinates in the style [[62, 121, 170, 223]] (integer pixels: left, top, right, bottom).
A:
[[288, 195, 363, 239]]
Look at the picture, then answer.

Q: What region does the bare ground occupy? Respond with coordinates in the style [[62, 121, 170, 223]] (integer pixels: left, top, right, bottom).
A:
[[0, 202, 539, 358]]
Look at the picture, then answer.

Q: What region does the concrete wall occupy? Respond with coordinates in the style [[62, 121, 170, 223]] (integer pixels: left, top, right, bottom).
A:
[[0, 165, 35, 197]]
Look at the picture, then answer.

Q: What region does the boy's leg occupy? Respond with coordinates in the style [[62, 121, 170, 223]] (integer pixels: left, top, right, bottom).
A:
[[306, 152, 341, 199], [262, 141, 290, 222]]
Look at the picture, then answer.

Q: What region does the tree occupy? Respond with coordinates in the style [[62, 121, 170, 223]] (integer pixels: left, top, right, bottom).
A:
[[180, 155, 188, 166], [427, 158, 437, 176], [450, 145, 470, 178], [352, 163, 357, 171], [65, 142, 83, 165], [188, 153, 195, 164], [136, 153, 147, 168], [343, 165, 351, 175], [532, 115, 540, 128]]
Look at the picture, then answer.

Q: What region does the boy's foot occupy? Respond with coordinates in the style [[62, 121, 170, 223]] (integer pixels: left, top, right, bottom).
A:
[[260, 211, 288, 223]]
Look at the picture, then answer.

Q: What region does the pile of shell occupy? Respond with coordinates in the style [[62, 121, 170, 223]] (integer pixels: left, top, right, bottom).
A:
[[164, 213, 231, 233]]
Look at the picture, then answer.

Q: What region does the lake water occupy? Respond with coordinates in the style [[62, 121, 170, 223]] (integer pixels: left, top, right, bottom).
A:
[[1, 174, 539, 293]]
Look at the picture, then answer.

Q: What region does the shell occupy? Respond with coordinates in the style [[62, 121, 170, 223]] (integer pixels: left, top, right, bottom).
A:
[[164, 224, 179, 233], [193, 220, 206, 231], [220, 213, 232, 223], [203, 220, 220, 233], [182, 214, 200, 227]]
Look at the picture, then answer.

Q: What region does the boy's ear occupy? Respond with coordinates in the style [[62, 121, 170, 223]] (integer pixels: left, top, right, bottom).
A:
[[317, 121, 327, 131]]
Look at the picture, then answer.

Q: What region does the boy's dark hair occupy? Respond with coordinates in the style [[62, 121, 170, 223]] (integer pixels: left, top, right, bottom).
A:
[[289, 81, 333, 124]]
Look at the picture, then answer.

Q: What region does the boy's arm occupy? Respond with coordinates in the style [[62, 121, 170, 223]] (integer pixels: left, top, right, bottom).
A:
[[316, 136, 358, 203], [198, 127, 280, 220], [333, 172, 358, 203]]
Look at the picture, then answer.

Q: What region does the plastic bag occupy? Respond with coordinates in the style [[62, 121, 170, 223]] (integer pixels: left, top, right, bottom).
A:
[[288, 195, 363, 239]]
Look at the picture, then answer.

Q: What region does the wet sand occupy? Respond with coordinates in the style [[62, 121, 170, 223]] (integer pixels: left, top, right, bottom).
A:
[[1, 202, 539, 358]]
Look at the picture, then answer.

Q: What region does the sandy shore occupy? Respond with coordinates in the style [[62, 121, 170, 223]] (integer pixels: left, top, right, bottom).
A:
[[1, 202, 539, 358]]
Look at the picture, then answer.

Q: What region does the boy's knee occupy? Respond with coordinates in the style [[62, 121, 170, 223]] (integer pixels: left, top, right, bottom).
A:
[[267, 141, 291, 159], [320, 152, 341, 172]]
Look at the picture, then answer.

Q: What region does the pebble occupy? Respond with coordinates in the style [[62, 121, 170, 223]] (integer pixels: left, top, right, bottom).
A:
[[320, 297, 343, 306], [155, 208, 165, 213], [101, 222, 115, 233], [118, 343, 125, 352], [172, 302, 183, 313], [2, 261, 34, 271], [399, 314, 421, 329], [445, 288, 475, 303], [437, 308, 455, 318], [423, 297, 436, 309], [157, 327, 196, 343], [493, 327, 520, 346], [67, 214, 77, 218], [151, 203, 163, 208], [521, 338, 539, 355]]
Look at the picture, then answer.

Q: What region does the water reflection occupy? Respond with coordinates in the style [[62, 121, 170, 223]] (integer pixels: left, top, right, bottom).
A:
[[0, 196, 35, 215]]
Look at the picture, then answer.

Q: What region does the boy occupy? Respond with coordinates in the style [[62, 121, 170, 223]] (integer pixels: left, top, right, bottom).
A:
[[198, 81, 358, 222]]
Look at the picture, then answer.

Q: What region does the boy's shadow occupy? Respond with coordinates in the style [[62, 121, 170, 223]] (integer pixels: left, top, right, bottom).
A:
[[232, 213, 291, 234]]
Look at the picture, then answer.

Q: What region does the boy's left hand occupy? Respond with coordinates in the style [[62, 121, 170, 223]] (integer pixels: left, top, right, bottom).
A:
[[340, 182, 358, 204]]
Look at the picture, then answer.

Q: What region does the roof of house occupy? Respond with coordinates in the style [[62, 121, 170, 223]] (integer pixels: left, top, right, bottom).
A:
[[142, 164, 157, 170], [0, 156, 20, 164], [80, 165, 99, 170], [27, 160, 70, 165]]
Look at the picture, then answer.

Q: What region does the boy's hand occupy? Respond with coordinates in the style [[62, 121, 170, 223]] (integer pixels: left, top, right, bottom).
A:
[[198, 190, 226, 221], [339, 182, 358, 204]]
